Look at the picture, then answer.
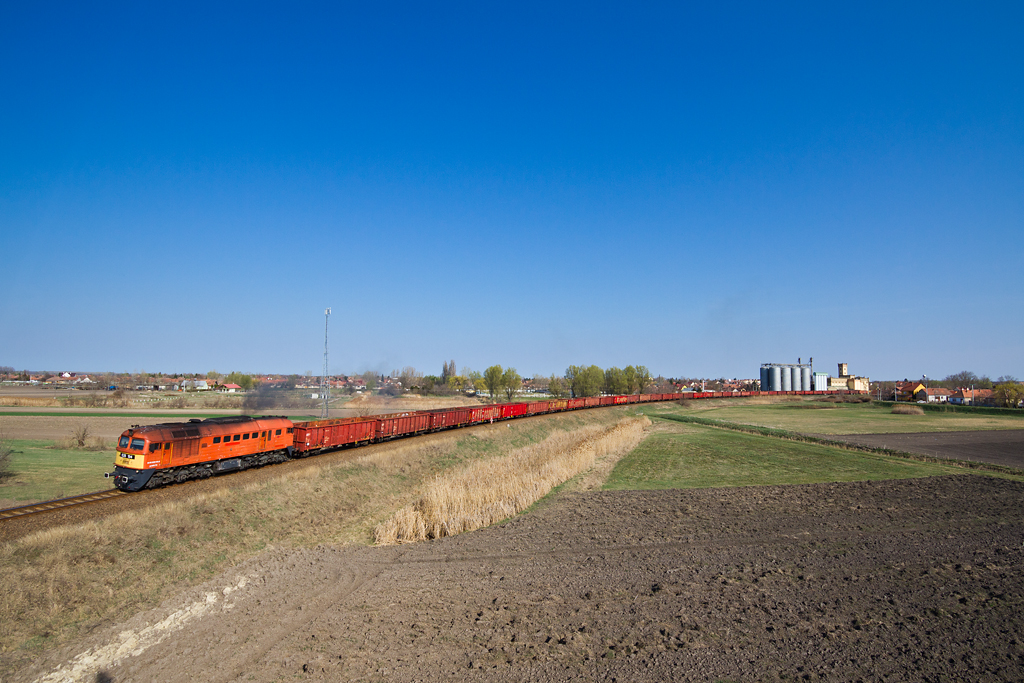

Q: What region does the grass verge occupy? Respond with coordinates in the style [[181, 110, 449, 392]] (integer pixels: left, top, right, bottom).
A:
[[605, 419, 993, 490]]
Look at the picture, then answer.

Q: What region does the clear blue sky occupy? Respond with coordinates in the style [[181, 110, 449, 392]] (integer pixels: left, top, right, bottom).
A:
[[2, 2, 1021, 381]]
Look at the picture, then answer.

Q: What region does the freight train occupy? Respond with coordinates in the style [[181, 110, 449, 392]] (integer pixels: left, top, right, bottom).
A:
[[107, 389, 856, 491]]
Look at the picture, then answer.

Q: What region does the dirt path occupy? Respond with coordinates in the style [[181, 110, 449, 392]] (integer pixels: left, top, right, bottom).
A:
[[822, 429, 1024, 469], [19, 474, 1024, 683]]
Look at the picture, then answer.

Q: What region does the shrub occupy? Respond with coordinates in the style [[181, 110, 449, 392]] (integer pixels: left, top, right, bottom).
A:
[[0, 432, 12, 480]]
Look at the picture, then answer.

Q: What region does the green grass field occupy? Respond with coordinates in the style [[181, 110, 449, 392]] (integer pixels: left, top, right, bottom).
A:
[[644, 399, 1024, 435], [0, 440, 114, 505], [603, 421, 969, 490]]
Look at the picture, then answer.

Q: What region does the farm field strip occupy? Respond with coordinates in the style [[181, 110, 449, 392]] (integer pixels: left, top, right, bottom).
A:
[[646, 400, 1024, 434]]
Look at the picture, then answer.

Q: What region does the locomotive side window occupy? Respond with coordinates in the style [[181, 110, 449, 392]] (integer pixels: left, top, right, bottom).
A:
[[119, 436, 130, 448], [130, 438, 145, 450], [251, 432, 258, 438], [149, 443, 160, 452], [243, 433, 249, 440], [276, 429, 282, 436], [233, 434, 240, 441], [287, 428, 293, 434], [213, 436, 221, 444], [261, 431, 266, 438]]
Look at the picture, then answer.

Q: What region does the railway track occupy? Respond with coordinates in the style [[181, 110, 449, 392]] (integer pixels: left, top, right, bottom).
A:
[[0, 489, 126, 521]]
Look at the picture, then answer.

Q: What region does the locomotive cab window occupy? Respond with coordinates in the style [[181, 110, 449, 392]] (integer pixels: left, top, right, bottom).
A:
[[119, 436, 130, 448], [149, 443, 160, 452], [276, 429, 282, 436], [130, 438, 145, 450], [213, 436, 221, 444], [287, 428, 293, 434], [261, 431, 266, 437]]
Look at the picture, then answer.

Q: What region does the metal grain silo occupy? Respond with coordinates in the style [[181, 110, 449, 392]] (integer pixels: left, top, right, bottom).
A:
[[801, 367, 811, 391], [782, 366, 792, 391], [760, 366, 768, 392], [769, 366, 781, 391]]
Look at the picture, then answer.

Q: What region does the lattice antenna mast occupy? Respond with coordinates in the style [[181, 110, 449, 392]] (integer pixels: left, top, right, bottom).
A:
[[321, 307, 331, 419]]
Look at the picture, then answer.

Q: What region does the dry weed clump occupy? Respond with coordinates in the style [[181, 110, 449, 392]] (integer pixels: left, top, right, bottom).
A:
[[892, 404, 925, 415], [373, 417, 650, 545]]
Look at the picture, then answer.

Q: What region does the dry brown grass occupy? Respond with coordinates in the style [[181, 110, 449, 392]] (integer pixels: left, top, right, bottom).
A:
[[0, 396, 61, 407], [0, 408, 633, 676], [346, 394, 481, 416], [373, 416, 650, 544], [891, 404, 926, 415]]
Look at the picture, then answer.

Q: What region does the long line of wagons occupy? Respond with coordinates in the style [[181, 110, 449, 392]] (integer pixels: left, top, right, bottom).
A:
[[108, 389, 856, 491]]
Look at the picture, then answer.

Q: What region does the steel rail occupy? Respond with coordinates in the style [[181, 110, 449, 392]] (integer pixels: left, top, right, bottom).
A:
[[0, 489, 126, 521]]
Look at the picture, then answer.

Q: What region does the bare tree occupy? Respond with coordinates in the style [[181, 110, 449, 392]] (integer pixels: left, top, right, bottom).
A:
[[72, 424, 91, 448], [397, 366, 422, 392]]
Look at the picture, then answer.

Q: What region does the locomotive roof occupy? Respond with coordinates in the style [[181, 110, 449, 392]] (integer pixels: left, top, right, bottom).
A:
[[124, 415, 288, 434]]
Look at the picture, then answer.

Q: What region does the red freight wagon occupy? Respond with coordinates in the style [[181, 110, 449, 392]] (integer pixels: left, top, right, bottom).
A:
[[567, 398, 585, 410], [292, 417, 377, 454], [376, 412, 432, 440], [426, 407, 473, 430], [611, 395, 628, 405], [547, 399, 568, 412], [469, 405, 501, 423], [599, 396, 614, 406], [638, 394, 653, 402], [626, 395, 640, 404], [500, 403, 529, 419], [527, 400, 552, 415]]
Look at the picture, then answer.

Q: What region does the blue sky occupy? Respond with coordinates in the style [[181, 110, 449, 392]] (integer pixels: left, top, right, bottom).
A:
[[2, 2, 1021, 381]]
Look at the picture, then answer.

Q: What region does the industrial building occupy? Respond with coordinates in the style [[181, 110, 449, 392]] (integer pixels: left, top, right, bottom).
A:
[[760, 361, 869, 392], [760, 361, 813, 392], [828, 363, 870, 392]]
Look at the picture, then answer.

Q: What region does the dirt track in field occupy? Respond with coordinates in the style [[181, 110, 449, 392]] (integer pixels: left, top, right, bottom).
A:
[[19, 474, 1024, 683], [823, 429, 1024, 469]]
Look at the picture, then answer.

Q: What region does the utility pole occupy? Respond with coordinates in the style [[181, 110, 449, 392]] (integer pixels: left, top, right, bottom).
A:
[[321, 308, 331, 419]]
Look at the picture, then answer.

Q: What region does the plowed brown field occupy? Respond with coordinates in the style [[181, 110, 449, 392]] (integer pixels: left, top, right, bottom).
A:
[[19, 474, 1024, 683]]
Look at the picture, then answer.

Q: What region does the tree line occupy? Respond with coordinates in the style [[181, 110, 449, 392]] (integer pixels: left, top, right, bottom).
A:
[[480, 364, 655, 401]]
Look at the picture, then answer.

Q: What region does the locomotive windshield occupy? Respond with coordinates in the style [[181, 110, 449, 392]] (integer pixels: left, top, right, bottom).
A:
[[119, 435, 129, 448]]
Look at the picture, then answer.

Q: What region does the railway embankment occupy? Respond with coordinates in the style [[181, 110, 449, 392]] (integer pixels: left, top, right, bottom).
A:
[[0, 407, 633, 679]]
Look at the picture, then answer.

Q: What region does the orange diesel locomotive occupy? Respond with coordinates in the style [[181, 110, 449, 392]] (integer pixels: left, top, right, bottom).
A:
[[110, 415, 295, 491]]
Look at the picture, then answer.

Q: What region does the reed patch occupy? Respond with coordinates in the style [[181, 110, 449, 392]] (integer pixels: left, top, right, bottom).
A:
[[373, 417, 650, 544]]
